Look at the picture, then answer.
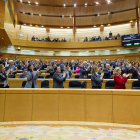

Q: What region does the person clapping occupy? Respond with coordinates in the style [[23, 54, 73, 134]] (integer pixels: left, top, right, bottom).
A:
[[113, 67, 129, 89], [91, 66, 104, 89], [25, 64, 39, 88], [0, 64, 11, 88]]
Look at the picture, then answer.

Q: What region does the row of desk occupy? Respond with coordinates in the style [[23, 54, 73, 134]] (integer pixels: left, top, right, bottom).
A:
[[9, 78, 137, 89], [15, 73, 133, 79], [0, 88, 140, 125]]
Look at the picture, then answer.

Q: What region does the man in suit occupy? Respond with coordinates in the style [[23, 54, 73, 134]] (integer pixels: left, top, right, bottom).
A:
[[70, 61, 76, 71], [65, 65, 72, 79], [120, 61, 129, 74], [79, 61, 90, 79], [112, 58, 117, 68], [53, 66, 67, 88], [49, 63, 56, 78], [60, 61, 66, 73], [103, 64, 113, 79]]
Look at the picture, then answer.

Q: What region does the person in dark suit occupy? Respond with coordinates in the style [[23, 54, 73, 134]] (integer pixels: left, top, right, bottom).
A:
[[64, 65, 72, 79], [113, 67, 129, 89], [60, 61, 66, 73], [120, 61, 129, 74], [79, 61, 90, 78], [91, 66, 104, 89], [49, 64, 56, 78], [138, 71, 140, 81], [130, 62, 139, 79], [53, 66, 67, 88], [103, 64, 113, 79], [70, 61, 76, 71]]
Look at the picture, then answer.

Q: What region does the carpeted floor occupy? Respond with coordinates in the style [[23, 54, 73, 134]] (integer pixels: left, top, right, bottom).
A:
[[0, 123, 140, 140]]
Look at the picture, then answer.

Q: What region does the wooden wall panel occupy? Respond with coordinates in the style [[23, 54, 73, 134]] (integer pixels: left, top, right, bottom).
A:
[[4, 90, 33, 121], [0, 0, 5, 29], [0, 91, 5, 122]]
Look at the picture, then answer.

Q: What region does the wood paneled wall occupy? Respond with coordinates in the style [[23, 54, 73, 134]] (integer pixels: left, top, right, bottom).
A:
[[2, 53, 140, 64], [0, 1, 5, 28]]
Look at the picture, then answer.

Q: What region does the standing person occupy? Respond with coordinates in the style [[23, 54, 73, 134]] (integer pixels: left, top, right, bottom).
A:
[[65, 65, 72, 79], [103, 64, 113, 79], [49, 63, 56, 78], [53, 66, 67, 88], [76, 63, 81, 74], [0, 64, 11, 88], [91, 66, 104, 89], [25, 64, 39, 88], [113, 67, 129, 89], [79, 61, 90, 78], [131, 62, 139, 79]]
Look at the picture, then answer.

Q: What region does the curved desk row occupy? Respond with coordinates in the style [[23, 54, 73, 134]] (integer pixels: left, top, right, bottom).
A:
[[0, 89, 140, 125], [9, 78, 137, 89]]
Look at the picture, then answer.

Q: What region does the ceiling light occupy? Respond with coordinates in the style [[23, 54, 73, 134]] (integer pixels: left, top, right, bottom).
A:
[[36, 2, 38, 4], [70, 15, 72, 18], [23, 12, 25, 14], [24, 23, 26, 25], [93, 25, 96, 27], [107, 0, 111, 4], [130, 20, 133, 22], [36, 25, 38, 26], [2, 38, 3, 39], [108, 12, 110, 15], [39, 14, 41, 16], [20, 0, 22, 2], [98, 14, 100, 16], [85, 3, 87, 6], [67, 26, 70, 28], [101, 25, 104, 26], [95, 2, 99, 5], [30, 24, 32, 26], [74, 4, 76, 7], [31, 13, 33, 15], [28, 1, 30, 3], [41, 25, 44, 27], [108, 24, 111, 26], [63, 4, 66, 7], [60, 26, 63, 28]]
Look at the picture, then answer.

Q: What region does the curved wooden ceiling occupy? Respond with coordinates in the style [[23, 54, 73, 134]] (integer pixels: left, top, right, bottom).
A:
[[14, 0, 139, 28]]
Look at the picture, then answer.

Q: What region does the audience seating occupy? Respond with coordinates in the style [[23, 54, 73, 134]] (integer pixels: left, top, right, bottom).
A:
[[41, 80, 49, 88], [45, 75, 51, 78], [22, 81, 27, 88], [75, 75, 80, 79], [81, 81, 87, 89], [105, 80, 115, 89], [132, 81, 140, 89], [69, 80, 81, 88]]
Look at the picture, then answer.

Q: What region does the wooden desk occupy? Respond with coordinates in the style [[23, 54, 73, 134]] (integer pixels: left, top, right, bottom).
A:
[[8, 78, 137, 89], [0, 89, 140, 125]]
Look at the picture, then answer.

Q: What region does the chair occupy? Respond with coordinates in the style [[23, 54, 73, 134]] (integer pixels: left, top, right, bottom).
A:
[[105, 80, 115, 89], [45, 75, 51, 78], [75, 75, 79, 79], [22, 81, 27, 88], [41, 80, 49, 88], [69, 80, 81, 88], [88, 75, 91, 79], [81, 81, 87, 88], [132, 81, 140, 89]]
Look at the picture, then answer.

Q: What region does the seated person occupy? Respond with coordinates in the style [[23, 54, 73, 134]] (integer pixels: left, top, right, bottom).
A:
[[38, 71, 44, 79], [103, 64, 113, 79], [53, 66, 67, 88], [70, 61, 76, 71], [64, 65, 72, 79], [91, 66, 104, 89], [31, 36, 35, 41], [19, 70, 26, 78], [76, 63, 81, 74], [63, 38, 67, 42]]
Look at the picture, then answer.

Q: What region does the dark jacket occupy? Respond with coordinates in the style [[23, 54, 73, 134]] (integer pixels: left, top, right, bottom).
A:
[[91, 73, 103, 87], [53, 72, 66, 88], [103, 68, 113, 79], [79, 65, 90, 79], [131, 67, 139, 79], [0, 72, 9, 88], [49, 68, 55, 78]]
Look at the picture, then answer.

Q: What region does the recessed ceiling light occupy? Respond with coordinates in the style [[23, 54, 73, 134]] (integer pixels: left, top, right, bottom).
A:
[[63, 4, 66, 7], [28, 1, 30, 3], [130, 20, 133, 22], [20, 0, 22, 2], [39, 14, 41, 16], [60, 26, 63, 28], [30, 24, 32, 26], [2, 38, 3, 39], [31, 13, 33, 15], [98, 14, 100, 16], [23, 12, 25, 14], [67, 26, 70, 28], [36, 25, 38, 26], [74, 4, 76, 7], [36, 2, 38, 4], [101, 25, 104, 26], [93, 25, 96, 27], [95, 2, 99, 5], [108, 12, 110, 15], [85, 3, 87, 6], [24, 23, 26, 25], [107, 0, 111, 4], [108, 24, 111, 26]]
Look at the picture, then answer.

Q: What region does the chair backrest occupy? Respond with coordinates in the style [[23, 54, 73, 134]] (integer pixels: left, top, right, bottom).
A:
[[88, 75, 91, 79], [75, 75, 80, 79], [41, 80, 49, 88], [69, 80, 81, 88], [132, 81, 140, 89], [22, 81, 27, 88], [45, 75, 51, 78], [81, 81, 87, 88], [105, 80, 115, 89]]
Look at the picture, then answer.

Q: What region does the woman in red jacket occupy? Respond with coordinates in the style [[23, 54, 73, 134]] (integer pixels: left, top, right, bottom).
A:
[[113, 67, 129, 89]]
